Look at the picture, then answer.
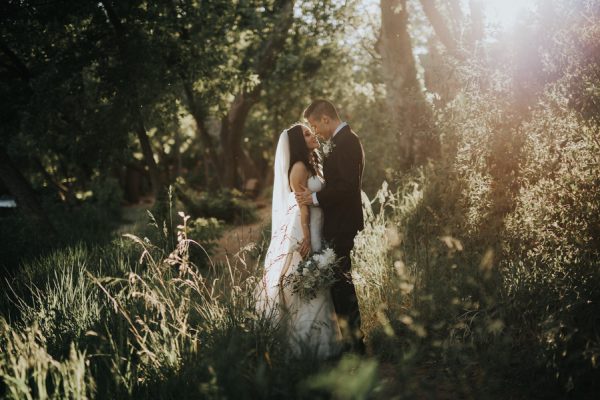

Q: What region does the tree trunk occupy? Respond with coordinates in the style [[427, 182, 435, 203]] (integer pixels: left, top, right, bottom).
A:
[[419, 0, 462, 58], [181, 80, 221, 185], [134, 116, 164, 198], [124, 164, 142, 204], [469, 0, 484, 48], [33, 157, 77, 204], [220, 92, 259, 188], [377, 0, 434, 169], [0, 146, 56, 235], [219, 0, 295, 189], [173, 125, 182, 179], [165, 1, 222, 188], [101, 1, 164, 198], [0, 41, 32, 83], [420, 0, 482, 56]]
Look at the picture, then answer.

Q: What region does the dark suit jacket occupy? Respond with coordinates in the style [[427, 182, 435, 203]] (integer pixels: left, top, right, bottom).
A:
[[316, 125, 365, 240]]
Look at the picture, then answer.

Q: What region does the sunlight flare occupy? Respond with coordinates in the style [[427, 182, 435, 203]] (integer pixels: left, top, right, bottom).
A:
[[483, 0, 536, 28]]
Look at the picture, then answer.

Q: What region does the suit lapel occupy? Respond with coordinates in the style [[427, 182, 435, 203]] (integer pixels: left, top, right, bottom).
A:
[[323, 125, 348, 180]]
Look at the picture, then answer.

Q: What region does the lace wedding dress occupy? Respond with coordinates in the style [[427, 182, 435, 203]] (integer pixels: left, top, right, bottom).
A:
[[256, 130, 341, 359]]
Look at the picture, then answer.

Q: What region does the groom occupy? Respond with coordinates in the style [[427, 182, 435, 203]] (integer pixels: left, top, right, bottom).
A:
[[295, 99, 366, 354]]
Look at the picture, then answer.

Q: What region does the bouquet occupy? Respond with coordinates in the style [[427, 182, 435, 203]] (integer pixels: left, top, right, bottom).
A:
[[283, 246, 339, 301]]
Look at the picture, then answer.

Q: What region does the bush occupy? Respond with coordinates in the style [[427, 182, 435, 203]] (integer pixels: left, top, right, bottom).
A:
[[501, 96, 600, 392], [373, 61, 600, 398], [175, 182, 257, 225], [187, 217, 225, 263], [0, 178, 124, 272], [135, 187, 224, 265]]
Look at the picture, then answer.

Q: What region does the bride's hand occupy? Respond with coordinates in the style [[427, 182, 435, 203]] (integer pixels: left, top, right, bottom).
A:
[[299, 236, 311, 259]]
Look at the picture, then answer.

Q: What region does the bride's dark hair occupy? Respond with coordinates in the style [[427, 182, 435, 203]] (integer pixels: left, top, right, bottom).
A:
[[287, 124, 319, 183]]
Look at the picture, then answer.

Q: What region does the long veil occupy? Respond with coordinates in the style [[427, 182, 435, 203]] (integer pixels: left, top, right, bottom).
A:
[[256, 130, 303, 317], [271, 129, 292, 236]]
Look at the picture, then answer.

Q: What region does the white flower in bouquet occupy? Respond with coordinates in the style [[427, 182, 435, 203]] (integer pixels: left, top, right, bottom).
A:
[[282, 243, 340, 301], [321, 248, 336, 265], [321, 140, 336, 159], [313, 254, 326, 269]]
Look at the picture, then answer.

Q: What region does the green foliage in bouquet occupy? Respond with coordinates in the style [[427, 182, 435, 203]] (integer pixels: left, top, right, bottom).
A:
[[283, 246, 339, 301]]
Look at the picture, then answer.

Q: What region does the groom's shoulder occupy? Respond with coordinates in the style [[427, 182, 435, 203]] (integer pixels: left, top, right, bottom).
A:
[[336, 128, 363, 158], [345, 126, 363, 148], [338, 125, 360, 142]]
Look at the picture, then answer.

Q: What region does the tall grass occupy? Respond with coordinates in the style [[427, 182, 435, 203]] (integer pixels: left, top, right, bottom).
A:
[[0, 209, 382, 399], [0, 131, 587, 396], [1, 164, 598, 398], [0, 319, 94, 399]]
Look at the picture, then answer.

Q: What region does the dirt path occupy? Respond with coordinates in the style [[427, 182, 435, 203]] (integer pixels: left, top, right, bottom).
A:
[[212, 200, 271, 264], [113, 196, 271, 266]]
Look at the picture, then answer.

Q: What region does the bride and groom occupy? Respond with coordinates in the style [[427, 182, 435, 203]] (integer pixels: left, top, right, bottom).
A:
[[256, 99, 365, 359]]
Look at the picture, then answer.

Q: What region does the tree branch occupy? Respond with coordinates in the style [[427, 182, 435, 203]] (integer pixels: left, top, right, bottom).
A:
[[219, 0, 295, 187], [419, 0, 464, 59], [469, 0, 484, 45], [99, 0, 164, 196]]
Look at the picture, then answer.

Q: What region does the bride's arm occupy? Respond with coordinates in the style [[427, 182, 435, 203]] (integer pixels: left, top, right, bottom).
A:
[[290, 162, 311, 258]]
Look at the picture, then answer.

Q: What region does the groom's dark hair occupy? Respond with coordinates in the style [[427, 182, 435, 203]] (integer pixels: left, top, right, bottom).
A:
[[303, 99, 340, 121]]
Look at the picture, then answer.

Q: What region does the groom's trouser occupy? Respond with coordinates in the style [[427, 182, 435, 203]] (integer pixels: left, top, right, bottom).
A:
[[328, 234, 363, 345]]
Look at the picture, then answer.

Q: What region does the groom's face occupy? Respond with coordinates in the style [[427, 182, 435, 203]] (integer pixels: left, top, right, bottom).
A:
[[307, 115, 332, 140]]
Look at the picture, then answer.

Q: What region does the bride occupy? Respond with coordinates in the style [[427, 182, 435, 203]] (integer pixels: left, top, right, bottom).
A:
[[256, 123, 342, 359]]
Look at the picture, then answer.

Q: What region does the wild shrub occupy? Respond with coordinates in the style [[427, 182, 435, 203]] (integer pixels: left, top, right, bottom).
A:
[[174, 181, 257, 225]]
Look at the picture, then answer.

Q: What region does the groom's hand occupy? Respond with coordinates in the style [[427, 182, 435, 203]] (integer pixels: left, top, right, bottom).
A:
[[295, 184, 313, 206]]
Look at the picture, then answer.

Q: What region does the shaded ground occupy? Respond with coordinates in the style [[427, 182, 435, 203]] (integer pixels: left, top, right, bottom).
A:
[[212, 200, 270, 264], [113, 196, 156, 236], [113, 196, 271, 263]]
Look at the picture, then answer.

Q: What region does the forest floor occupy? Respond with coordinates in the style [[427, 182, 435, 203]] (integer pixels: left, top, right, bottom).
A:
[[114, 196, 156, 237], [212, 199, 270, 264], [115, 196, 271, 258]]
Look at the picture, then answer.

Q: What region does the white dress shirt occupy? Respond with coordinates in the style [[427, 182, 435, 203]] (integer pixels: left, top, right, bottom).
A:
[[311, 122, 347, 206]]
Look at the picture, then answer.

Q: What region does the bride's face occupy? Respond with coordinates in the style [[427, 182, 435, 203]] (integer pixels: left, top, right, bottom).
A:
[[303, 126, 320, 151]]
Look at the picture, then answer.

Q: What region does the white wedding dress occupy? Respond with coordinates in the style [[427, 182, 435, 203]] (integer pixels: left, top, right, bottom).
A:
[[256, 130, 341, 359]]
